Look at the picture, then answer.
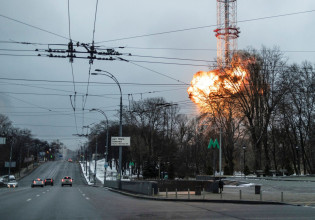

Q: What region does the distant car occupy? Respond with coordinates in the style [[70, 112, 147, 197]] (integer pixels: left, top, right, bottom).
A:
[[68, 158, 72, 162], [1, 175, 16, 182], [31, 178, 44, 187], [7, 180, 18, 188], [44, 178, 54, 186], [0, 175, 16, 188], [61, 176, 72, 187]]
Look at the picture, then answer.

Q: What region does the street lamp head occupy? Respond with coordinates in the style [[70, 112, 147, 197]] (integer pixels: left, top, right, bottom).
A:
[[242, 145, 246, 150], [95, 69, 101, 72], [91, 72, 98, 75]]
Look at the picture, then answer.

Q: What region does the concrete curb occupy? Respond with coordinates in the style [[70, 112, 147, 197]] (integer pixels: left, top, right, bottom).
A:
[[236, 177, 315, 182], [107, 188, 289, 206]]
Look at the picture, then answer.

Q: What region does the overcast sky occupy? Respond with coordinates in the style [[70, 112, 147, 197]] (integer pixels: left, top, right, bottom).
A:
[[1, 0, 314, 150]]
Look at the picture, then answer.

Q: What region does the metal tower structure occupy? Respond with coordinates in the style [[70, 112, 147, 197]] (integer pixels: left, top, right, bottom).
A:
[[214, 0, 240, 68]]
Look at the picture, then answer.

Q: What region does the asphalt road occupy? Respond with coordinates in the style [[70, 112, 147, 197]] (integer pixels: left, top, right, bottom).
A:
[[1, 160, 315, 220]]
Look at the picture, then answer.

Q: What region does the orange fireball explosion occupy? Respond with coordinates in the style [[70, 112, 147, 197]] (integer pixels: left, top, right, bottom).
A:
[[187, 67, 247, 109]]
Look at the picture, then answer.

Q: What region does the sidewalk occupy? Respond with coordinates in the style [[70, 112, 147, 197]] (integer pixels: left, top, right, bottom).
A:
[[154, 186, 315, 206], [108, 186, 315, 207]]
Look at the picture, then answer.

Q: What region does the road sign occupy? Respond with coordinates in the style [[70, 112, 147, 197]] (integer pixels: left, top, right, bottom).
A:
[[208, 139, 220, 149], [0, 137, 6, 145], [129, 162, 135, 167], [5, 161, 16, 168], [111, 137, 130, 146], [104, 162, 108, 168]]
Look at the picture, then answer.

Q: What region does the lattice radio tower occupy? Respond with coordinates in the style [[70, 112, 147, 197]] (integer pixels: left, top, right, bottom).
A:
[[214, 0, 240, 68]]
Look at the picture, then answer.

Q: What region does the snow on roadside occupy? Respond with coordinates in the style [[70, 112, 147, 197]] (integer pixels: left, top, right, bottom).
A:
[[80, 159, 122, 184]]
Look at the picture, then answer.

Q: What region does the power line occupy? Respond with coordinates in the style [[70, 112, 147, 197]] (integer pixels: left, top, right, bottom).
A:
[[0, 14, 70, 41], [0, 53, 38, 57], [126, 54, 216, 63], [0, 93, 53, 111], [122, 59, 189, 85], [13, 123, 77, 128], [67, 0, 72, 40], [0, 76, 187, 86], [125, 59, 211, 67], [92, 0, 99, 44], [118, 46, 315, 53], [95, 9, 315, 43]]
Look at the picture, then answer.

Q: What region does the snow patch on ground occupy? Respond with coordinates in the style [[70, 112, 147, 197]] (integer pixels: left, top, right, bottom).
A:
[[79, 159, 136, 184]]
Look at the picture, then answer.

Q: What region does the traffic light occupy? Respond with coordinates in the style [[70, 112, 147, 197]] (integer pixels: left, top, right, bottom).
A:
[[50, 155, 53, 159]]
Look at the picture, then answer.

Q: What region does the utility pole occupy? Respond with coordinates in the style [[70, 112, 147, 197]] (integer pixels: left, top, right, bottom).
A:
[[8, 137, 14, 177], [94, 136, 98, 185], [219, 127, 222, 177]]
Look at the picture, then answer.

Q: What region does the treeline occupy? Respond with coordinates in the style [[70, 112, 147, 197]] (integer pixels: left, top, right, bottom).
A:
[[0, 114, 63, 176], [85, 47, 314, 178]]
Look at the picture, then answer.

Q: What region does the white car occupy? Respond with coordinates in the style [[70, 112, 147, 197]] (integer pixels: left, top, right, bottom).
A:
[[7, 180, 18, 188]]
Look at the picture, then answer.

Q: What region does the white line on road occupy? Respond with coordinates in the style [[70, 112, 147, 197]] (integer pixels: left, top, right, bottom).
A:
[[42, 192, 46, 194], [26, 198, 31, 202], [36, 194, 40, 197], [86, 197, 90, 200]]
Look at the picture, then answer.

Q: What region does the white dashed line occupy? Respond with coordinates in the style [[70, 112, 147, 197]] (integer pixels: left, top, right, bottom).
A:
[[82, 194, 85, 196], [36, 194, 40, 197], [86, 197, 90, 200], [26, 198, 31, 202], [42, 192, 46, 194]]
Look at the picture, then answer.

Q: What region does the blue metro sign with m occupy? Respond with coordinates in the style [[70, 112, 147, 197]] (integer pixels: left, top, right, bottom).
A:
[[208, 139, 220, 149]]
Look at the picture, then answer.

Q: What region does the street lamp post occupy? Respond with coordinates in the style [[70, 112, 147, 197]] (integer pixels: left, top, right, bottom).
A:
[[90, 108, 109, 184], [94, 136, 98, 185], [92, 69, 123, 184], [242, 145, 246, 178]]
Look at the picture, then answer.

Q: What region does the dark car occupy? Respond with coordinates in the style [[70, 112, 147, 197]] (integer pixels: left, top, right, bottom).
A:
[[61, 176, 72, 187], [44, 178, 54, 186], [31, 178, 44, 187]]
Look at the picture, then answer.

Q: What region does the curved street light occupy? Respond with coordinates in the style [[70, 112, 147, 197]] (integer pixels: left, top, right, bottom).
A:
[[90, 108, 109, 184], [92, 69, 123, 183]]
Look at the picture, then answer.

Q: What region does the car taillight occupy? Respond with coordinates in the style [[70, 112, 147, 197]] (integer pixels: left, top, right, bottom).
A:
[[45, 180, 46, 182], [70, 179, 72, 182], [42, 181, 44, 184], [33, 181, 36, 184], [62, 179, 64, 182]]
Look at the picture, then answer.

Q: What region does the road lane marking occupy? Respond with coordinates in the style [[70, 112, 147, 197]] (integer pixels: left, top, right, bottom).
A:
[[82, 194, 85, 196], [36, 194, 40, 197], [42, 192, 46, 194], [86, 197, 90, 200], [26, 198, 31, 202]]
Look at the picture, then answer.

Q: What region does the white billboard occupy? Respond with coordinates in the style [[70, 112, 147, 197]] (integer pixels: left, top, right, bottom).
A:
[[111, 137, 130, 146]]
